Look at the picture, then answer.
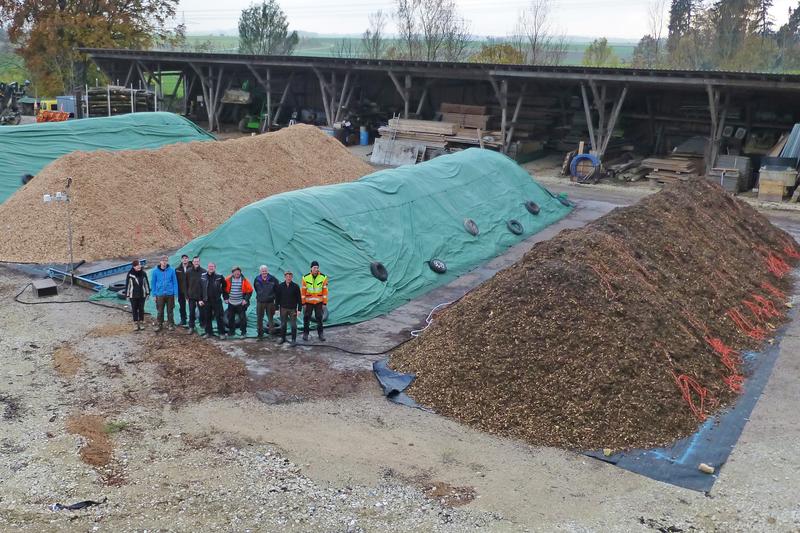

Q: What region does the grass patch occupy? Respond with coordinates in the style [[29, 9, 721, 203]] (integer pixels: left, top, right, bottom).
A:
[[103, 420, 129, 434]]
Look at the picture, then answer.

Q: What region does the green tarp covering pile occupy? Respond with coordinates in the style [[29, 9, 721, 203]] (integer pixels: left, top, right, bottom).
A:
[[0, 112, 215, 203], [156, 148, 572, 331]]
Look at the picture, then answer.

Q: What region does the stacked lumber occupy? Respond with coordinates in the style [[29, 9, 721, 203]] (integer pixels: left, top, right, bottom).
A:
[[86, 86, 154, 116], [373, 115, 504, 166], [643, 156, 703, 183], [440, 104, 491, 130], [387, 118, 458, 136]]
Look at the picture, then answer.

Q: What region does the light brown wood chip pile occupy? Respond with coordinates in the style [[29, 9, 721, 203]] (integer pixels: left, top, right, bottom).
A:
[[0, 124, 373, 263]]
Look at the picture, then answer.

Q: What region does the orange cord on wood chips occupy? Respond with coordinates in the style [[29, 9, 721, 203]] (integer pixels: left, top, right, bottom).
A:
[[671, 372, 711, 421]]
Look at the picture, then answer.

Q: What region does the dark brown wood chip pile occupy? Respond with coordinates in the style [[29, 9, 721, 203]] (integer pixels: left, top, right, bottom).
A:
[[0, 124, 372, 263], [391, 180, 798, 450]]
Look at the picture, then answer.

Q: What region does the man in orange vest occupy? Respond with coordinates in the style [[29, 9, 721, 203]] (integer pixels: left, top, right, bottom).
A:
[[301, 260, 328, 342]]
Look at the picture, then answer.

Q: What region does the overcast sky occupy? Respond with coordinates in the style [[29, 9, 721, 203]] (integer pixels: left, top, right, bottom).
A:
[[176, 0, 798, 40]]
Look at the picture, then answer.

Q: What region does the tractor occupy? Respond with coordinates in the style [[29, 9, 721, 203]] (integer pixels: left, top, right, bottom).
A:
[[0, 80, 29, 125]]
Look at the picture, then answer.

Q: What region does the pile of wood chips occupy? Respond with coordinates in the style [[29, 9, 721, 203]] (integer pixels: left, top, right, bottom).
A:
[[391, 180, 798, 450], [0, 124, 372, 263]]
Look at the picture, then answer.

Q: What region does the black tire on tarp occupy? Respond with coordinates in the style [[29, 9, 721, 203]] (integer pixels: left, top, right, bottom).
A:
[[370, 261, 389, 282], [463, 218, 479, 236], [428, 259, 447, 274], [507, 219, 524, 235]]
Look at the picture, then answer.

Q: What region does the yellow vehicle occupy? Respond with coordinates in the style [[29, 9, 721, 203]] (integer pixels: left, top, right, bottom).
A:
[[38, 98, 58, 111]]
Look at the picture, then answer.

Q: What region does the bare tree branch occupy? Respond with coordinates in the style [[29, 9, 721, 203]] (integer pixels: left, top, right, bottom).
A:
[[362, 10, 387, 59], [513, 0, 565, 65]]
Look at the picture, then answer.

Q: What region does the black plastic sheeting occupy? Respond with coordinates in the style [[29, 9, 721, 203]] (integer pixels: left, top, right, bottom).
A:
[[372, 359, 428, 410], [586, 307, 795, 492], [374, 307, 794, 492]]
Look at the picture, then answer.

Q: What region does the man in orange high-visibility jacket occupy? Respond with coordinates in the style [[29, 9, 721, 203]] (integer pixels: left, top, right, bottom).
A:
[[301, 260, 328, 342]]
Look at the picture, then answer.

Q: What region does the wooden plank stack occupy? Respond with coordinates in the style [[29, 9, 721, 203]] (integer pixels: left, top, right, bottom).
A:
[[86, 86, 154, 116], [374, 109, 504, 165], [440, 103, 491, 130], [642, 156, 703, 183]]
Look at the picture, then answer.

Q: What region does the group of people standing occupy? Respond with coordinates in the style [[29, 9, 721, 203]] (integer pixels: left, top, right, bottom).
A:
[[124, 255, 329, 345]]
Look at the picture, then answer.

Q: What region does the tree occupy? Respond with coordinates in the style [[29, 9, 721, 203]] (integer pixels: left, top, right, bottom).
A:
[[648, 0, 668, 62], [710, 0, 757, 64], [632, 35, 661, 67], [362, 10, 387, 59], [332, 38, 357, 58], [469, 41, 525, 64], [750, 0, 774, 37], [238, 0, 298, 56], [667, 0, 694, 52], [582, 38, 620, 67], [441, 12, 471, 61], [392, 0, 471, 61], [395, 0, 420, 59], [512, 0, 567, 65], [776, 3, 800, 68], [0, 0, 182, 95]]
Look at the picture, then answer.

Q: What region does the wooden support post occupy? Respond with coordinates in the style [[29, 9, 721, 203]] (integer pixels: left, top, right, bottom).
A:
[[646, 96, 656, 152], [184, 73, 195, 116], [600, 85, 628, 155], [505, 83, 528, 153], [189, 63, 213, 131], [500, 80, 508, 145], [123, 63, 135, 88], [313, 68, 332, 127], [598, 84, 607, 152], [262, 68, 272, 133], [415, 82, 431, 117], [404, 75, 412, 119], [155, 63, 163, 112], [273, 72, 294, 125], [340, 77, 356, 119], [706, 84, 720, 173], [489, 76, 509, 148], [387, 70, 411, 118], [135, 62, 148, 92], [327, 72, 338, 124], [214, 75, 231, 132], [334, 71, 352, 123], [579, 83, 597, 152]]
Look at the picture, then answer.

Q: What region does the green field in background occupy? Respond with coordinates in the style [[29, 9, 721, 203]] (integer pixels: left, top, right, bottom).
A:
[[182, 35, 637, 63]]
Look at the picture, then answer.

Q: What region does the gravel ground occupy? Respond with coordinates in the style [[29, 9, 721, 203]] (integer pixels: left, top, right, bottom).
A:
[[0, 272, 505, 532]]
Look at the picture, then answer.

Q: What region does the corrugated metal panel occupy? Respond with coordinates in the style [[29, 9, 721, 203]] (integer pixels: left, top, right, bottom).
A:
[[779, 124, 800, 164]]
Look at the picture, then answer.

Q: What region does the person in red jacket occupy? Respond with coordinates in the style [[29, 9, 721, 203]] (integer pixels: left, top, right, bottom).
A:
[[224, 266, 253, 337]]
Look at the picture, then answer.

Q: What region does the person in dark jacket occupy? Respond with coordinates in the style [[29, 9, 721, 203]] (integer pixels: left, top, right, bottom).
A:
[[186, 256, 206, 334], [253, 265, 280, 340], [174, 254, 191, 327], [150, 255, 178, 332], [275, 271, 303, 345], [125, 260, 150, 331], [199, 262, 228, 339]]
